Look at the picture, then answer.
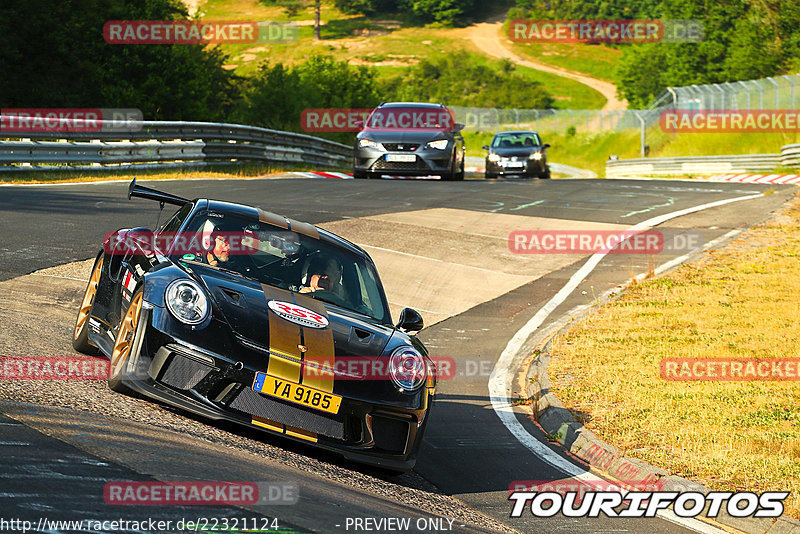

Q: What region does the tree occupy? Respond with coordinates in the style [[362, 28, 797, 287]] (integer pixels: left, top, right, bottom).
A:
[[0, 0, 240, 120], [261, 0, 322, 40], [234, 54, 380, 141]]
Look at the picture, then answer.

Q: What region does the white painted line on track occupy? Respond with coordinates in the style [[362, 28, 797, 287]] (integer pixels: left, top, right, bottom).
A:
[[489, 192, 763, 533]]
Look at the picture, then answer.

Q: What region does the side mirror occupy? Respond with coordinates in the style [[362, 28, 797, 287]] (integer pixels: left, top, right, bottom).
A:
[[454, 123, 465, 132], [396, 308, 424, 333], [542, 143, 550, 149], [482, 145, 489, 150]]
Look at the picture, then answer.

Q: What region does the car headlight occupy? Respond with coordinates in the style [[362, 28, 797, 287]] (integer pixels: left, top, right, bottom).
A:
[[488, 153, 500, 162], [529, 152, 543, 160], [165, 279, 209, 325], [388, 346, 426, 391], [426, 139, 448, 150], [358, 138, 382, 150]]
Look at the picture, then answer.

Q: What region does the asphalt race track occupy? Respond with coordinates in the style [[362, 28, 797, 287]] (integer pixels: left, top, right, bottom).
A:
[[0, 174, 794, 534]]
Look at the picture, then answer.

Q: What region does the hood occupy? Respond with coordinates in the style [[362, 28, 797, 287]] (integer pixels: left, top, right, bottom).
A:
[[359, 129, 450, 144], [196, 269, 394, 372]]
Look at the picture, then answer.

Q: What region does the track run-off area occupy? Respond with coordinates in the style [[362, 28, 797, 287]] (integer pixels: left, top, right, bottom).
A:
[[0, 174, 793, 534]]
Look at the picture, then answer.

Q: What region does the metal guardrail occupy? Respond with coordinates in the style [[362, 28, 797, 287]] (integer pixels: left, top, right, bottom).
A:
[[605, 153, 782, 178], [0, 119, 352, 171], [781, 143, 800, 167]]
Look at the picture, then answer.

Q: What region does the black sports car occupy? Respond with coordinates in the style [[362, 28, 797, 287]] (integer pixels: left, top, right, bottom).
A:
[[353, 102, 466, 181], [483, 131, 550, 179], [72, 179, 435, 471]]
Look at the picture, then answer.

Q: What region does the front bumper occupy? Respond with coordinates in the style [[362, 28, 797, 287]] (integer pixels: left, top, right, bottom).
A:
[[115, 305, 434, 471], [354, 146, 453, 176]]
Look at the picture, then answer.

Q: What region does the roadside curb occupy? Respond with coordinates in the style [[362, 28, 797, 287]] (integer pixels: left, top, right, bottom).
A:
[[522, 257, 800, 533]]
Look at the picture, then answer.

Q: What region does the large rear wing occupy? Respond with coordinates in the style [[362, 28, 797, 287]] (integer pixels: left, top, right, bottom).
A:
[[128, 177, 191, 207]]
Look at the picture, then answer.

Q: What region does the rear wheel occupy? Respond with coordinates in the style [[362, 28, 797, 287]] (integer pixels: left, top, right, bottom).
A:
[[108, 289, 144, 394], [353, 170, 368, 179], [73, 255, 103, 355]]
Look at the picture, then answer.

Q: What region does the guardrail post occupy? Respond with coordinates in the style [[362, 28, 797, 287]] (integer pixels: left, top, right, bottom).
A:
[[767, 77, 780, 108], [635, 112, 646, 158], [784, 75, 797, 108]]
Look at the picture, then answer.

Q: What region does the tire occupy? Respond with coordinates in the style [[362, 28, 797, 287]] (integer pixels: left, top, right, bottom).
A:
[[108, 288, 144, 394], [441, 156, 456, 181], [72, 254, 103, 355], [540, 168, 551, 179], [353, 170, 368, 179], [485, 172, 497, 179], [454, 159, 465, 181]]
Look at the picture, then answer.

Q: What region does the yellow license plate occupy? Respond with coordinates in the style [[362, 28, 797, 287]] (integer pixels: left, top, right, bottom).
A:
[[253, 372, 342, 415]]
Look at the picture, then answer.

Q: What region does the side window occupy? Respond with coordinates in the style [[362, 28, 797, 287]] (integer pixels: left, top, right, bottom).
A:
[[355, 266, 372, 310], [159, 203, 193, 234]]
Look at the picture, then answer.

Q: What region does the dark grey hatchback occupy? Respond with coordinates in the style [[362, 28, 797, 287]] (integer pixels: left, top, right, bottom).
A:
[[484, 131, 550, 179], [353, 102, 466, 181]]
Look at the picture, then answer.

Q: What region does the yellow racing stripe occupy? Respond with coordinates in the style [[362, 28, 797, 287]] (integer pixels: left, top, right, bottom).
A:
[[262, 285, 302, 383]]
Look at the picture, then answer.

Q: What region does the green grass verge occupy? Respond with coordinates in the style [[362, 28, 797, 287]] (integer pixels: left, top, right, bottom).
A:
[[532, 130, 800, 177], [507, 40, 622, 83]]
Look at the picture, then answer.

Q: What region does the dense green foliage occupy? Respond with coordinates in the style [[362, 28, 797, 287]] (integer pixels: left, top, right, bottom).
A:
[[0, 0, 240, 121], [1, 0, 552, 134], [232, 55, 380, 141], [382, 52, 554, 108], [334, 0, 483, 25], [514, 0, 800, 107]]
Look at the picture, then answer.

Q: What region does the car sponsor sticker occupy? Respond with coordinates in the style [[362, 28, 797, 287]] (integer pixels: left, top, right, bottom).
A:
[[267, 300, 329, 329], [88, 318, 102, 335], [121, 269, 137, 300], [253, 372, 342, 414]]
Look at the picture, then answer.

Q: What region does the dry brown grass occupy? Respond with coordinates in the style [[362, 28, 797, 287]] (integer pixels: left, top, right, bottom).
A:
[[550, 193, 800, 517], [0, 164, 302, 184]]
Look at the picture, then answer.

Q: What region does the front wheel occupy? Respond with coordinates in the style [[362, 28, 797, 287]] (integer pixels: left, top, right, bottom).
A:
[[539, 168, 551, 179], [73, 255, 103, 355], [353, 170, 368, 179], [108, 289, 144, 394], [454, 159, 465, 181]]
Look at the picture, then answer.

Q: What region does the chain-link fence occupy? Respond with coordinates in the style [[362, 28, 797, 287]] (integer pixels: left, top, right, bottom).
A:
[[452, 73, 800, 138], [648, 74, 800, 111], [451, 107, 660, 136]]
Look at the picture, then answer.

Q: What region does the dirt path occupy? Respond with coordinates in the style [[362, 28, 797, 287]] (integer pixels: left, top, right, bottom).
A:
[[468, 21, 627, 111], [181, 0, 203, 16]]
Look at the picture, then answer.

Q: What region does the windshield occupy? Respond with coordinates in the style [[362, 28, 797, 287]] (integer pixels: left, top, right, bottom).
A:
[[174, 211, 390, 324], [364, 106, 455, 132], [492, 132, 542, 148]]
